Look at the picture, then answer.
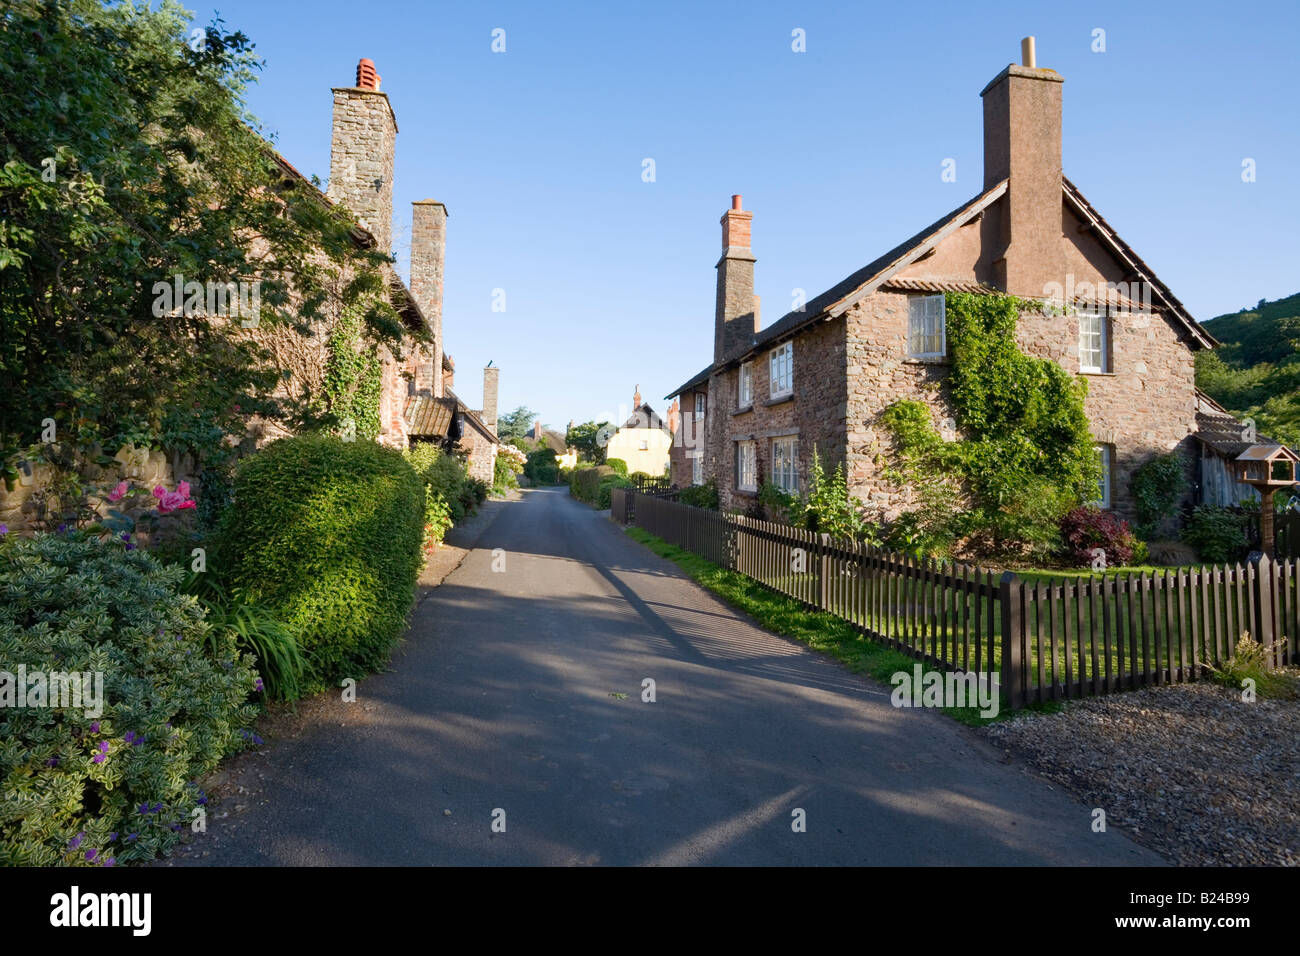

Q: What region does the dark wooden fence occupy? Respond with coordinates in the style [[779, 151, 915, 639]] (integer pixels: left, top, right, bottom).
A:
[[629, 474, 672, 496], [614, 490, 1300, 710]]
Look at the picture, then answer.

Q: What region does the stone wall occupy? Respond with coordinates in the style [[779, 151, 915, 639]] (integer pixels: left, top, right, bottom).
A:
[[459, 424, 497, 484], [705, 317, 847, 513], [327, 86, 396, 255], [0, 444, 198, 535]]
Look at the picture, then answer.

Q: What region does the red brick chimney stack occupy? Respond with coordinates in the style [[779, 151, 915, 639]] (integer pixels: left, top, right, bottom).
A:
[[981, 37, 1064, 297], [714, 195, 758, 363]]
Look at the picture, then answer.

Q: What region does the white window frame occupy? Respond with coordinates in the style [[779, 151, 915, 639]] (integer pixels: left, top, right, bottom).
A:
[[907, 293, 946, 360], [638, 439, 648, 451], [694, 392, 705, 417], [1079, 309, 1110, 374], [736, 440, 757, 492], [738, 363, 753, 408], [691, 454, 703, 486], [1091, 445, 1112, 509], [769, 342, 793, 398], [771, 436, 798, 493]]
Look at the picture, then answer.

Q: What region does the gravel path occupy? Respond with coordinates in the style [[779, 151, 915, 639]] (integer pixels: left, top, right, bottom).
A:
[[981, 679, 1300, 866]]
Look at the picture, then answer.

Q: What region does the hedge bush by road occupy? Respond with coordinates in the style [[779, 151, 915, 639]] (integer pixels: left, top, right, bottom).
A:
[[218, 435, 425, 691]]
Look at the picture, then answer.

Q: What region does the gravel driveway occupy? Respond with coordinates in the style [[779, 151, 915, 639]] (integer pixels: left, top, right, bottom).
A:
[[981, 680, 1300, 866]]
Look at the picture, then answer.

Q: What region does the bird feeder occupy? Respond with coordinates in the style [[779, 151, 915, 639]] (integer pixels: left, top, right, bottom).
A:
[[1233, 444, 1300, 558]]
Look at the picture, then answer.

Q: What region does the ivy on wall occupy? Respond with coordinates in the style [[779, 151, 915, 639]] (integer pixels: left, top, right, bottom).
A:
[[321, 306, 382, 442], [880, 292, 1100, 556]]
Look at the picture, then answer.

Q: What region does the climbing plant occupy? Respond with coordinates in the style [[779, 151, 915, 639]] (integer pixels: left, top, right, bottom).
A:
[[881, 292, 1099, 557], [321, 305, 382, 442]]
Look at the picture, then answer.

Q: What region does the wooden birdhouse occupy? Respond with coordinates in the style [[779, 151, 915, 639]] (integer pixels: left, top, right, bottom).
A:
[[1233, 444, 1300, 488], [1233, 444, 1300, 558]]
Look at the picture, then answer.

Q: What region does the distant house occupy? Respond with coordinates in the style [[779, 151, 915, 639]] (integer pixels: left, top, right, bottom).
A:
[[665, 40, 1243, 526], [605, 387, 672, 475]]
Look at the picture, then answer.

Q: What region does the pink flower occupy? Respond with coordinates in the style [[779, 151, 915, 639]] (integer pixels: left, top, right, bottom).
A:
[[106, 481, 129, 502], [154, 482, 197, 515]]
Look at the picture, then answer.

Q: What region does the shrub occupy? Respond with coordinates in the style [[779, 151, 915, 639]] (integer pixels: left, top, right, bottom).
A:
[[218, 435, 425, 690], [524, 447, 560, 485], [407, 444, 474, 521], [0, 533, 259, 865], [570, 466, 615, 504], [597, 475, 633, 510], [1059, 506, 1139, 568], [678, 478, 720, 511], [1129, 451, 1189, 537], [1182, 505, 1250, 564], [606, 458, 628, 476]]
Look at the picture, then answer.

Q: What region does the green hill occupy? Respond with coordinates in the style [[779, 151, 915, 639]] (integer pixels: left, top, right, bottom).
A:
[[1198, 292, 1300, 448]]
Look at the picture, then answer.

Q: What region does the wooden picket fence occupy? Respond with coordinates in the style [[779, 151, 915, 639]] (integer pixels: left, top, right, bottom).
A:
[[612, 489, 1300, 709]]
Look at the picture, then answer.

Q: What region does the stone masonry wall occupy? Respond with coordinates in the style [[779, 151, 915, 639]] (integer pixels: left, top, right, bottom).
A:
[[327, 88, 396, 255], [842, 289, 1199, 524], [706, 317, 847, 513]]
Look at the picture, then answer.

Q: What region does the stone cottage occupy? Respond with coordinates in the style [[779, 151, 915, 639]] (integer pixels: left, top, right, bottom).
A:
[[267, 58, 499, 479], [667, 39, 1235, 527]]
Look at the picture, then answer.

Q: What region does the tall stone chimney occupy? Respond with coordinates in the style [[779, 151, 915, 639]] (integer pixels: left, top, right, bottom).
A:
[[714, 195, 759, 364], [482, 364, 499, 434], [981, 38, 1064, 297], [328, 58, 397, 256], [410, 200, 448, 396]]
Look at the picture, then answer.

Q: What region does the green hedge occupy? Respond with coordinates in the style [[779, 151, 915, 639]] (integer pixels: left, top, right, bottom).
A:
[[219, 435, 425, 690], [569, 465, 614, 504], [0, 533, 259, 865]]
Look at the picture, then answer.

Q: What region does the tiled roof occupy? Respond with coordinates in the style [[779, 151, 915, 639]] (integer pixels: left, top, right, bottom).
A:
[[881, 277, 998, 295], [404, 396, 456, 437], [1195, 390, 1269, 457]]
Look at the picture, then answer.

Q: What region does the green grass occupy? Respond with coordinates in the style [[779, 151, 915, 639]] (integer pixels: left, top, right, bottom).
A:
[[624, 526, 1038, 724]]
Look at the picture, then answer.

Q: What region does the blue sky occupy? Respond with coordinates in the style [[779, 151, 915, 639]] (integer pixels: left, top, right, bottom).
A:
[[207, 0, 1300, 430]]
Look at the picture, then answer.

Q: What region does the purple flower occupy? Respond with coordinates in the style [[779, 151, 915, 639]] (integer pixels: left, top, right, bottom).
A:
[[126, 833, 138, 842], [120, 531, 130, 542], [108, 832, 117, 842], [138, 803, 150, 815], [85, 849, 97, 861], [152, 802, 163, 812], [89, 721, 100, 733], [58, 523, 67, 533], [92, 741, 109, 763], [103, 857, 116, 867], [69, 832, 84, 850], [44, 757, 59, 767], [252, 735, 264, 746], [197, 794, 208, 806], [0, 524, 7, 535], [254, 678, 264, 692], [170, 823, 182, 832], [123, 731, 136, 744], [125, 542, 135, 551]]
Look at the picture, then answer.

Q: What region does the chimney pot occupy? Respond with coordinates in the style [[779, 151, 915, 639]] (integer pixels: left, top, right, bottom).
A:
[[1020, 36, 1036, 68], [731, 195, 742, 210], [356, 58, 381, 90]]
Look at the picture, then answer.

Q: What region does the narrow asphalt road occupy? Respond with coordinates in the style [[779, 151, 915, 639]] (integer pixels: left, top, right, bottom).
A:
[[176, 487, 1163, 866]]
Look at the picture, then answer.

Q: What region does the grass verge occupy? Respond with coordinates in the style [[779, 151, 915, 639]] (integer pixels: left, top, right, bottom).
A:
[[623, 526, 1044, 725]]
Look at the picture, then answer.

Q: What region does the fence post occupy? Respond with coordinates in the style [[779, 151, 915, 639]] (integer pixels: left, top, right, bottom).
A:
[[999, 571, 1024, 710], [819, 533, 832, 612], [1254, 553, 1275, 669]]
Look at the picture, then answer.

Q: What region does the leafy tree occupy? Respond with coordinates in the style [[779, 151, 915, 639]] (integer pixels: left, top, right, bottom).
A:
[[494, 406, 536, 444], [0, 0, 404, 483], [567, 420, 611, 462]]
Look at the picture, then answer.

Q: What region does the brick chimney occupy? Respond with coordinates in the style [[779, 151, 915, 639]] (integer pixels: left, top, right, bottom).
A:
[[714, 195, 759, 364], [981, 38, 1065, 297], [410, 200, 448, 397], [633, 384, 642, 409], [329, 58, 398, 256], [482, 364, 499, 434], [667, 398, 680, 435]]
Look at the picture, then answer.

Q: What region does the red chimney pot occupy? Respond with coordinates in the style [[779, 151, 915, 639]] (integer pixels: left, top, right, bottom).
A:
[[356, 58, 380, 90], [731, 195, 742, 210]]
